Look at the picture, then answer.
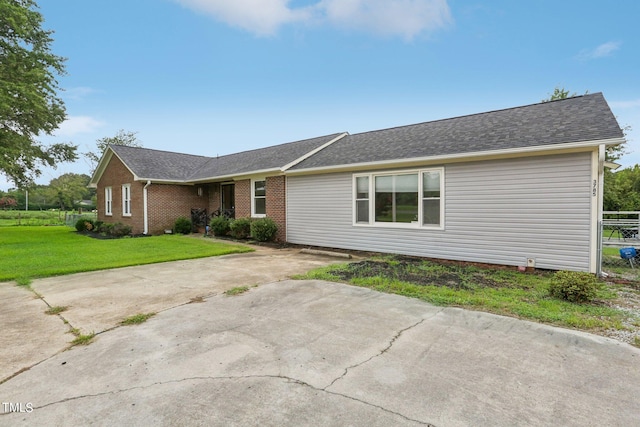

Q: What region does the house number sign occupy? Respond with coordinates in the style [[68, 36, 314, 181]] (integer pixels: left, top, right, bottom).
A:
[[593, 179, 597, 196]]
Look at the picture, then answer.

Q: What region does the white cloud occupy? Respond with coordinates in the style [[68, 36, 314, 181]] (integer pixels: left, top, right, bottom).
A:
[[317, 0, 452, 40], [54, 116, 104, 137], [63, 86, 98, 101], [174, 0, 452, 39], [609, 99, 640, 109], [175, 0, 311, 36], [576, 41, 621, 60]]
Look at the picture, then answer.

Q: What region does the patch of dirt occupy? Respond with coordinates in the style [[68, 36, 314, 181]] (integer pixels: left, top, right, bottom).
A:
[[335, 260, 507, 290]]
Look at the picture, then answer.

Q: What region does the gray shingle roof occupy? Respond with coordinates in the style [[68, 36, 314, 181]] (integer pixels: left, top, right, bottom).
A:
[[109, 133, 344, 182], [110, 145, 211, 181], [107, 93, 622, 182], [188, 133, 344, 180], [290, 93, 623, 170]]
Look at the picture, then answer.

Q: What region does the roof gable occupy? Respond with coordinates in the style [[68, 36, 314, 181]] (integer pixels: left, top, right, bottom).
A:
[[290, 93, 623, 170]]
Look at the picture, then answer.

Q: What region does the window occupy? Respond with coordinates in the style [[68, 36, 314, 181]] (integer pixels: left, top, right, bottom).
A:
[[355, 176, 369, 223], [122, 184, 131, 216], [105, 187, 112, 216], [353, 168, 443, 228], [252, 179, 266, 217]]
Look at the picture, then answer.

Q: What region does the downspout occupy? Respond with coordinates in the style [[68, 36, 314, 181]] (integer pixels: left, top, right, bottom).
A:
[[143, 180, 151, 235], [591, 145, 605, 274]]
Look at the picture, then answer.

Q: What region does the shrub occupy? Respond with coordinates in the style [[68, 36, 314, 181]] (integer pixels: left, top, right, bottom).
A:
[[110, 222, 132, 238], [210, 216, 230, 237], [173, 216, 192, 234], [229, 217, 252, 239], [548, 271, 601, 303], [250, 217, 278, 242], [97, 222, 114, 235], [75, 218, 94, 232]]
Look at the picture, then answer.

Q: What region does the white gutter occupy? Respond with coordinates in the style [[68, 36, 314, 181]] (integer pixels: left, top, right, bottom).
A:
[[143, 180, 151, 235]]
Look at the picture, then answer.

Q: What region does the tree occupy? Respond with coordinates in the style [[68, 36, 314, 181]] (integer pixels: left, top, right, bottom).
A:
[[0, 0, 77, 188], [0, 196, 17, 210], [85, 129, 142, 173], [542, 87, 577, 102], [49, 173, 91, 210]]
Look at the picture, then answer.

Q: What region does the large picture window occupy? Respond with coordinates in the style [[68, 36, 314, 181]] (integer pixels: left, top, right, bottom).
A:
[[353, 168, 443, 228], [105, 187, 112, 216], [122, 184, 131, 216]]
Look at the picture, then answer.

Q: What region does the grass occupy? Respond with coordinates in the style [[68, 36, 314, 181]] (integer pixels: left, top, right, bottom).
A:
[[0, 226, 253, 282], [0, 210, 82, 227], [120, 312, 156, 325], [15, 276, 32, 288], [297, 257, 633, 333], [45, 306, 68, 315], [225, 286, 250, 296], [70, 332, 95, 346]]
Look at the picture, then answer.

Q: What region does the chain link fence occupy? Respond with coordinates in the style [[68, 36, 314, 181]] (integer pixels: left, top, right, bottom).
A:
[[600, 212, 640, 280]]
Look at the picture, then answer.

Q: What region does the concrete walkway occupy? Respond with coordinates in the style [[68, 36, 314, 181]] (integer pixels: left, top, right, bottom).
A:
[[1, 250, 639, 426]]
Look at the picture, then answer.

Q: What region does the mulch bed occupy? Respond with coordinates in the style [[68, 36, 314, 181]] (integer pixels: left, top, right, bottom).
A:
[[333, 259, 511, 290], [76, 231, 151, 240]]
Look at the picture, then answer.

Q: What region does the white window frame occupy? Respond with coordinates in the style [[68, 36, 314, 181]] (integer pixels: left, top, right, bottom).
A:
[[105, 186, 112, 216], [251, 178, 266, 218], [122, 184, 131, 217], [352, 168, 444, 230]]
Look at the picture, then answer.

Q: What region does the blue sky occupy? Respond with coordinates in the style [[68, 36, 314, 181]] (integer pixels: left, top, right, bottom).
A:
[[4, 0, 639, 190]]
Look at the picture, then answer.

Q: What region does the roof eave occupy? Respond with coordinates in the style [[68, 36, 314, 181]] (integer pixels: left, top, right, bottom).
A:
[[286, 137, 625, 175]]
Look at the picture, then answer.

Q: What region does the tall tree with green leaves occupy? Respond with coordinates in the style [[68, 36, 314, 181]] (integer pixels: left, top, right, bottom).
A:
[[85, 129, 142, 173], [49, 172, 91, 210], [0, 0, 77, 188]]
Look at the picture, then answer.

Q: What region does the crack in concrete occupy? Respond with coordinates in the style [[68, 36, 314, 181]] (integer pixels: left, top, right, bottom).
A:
[[325, 318, 427, 390], [5, 374, 434, 425]]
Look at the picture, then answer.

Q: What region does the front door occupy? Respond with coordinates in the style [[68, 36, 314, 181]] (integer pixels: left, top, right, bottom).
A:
[[221, 183, 235, 218]]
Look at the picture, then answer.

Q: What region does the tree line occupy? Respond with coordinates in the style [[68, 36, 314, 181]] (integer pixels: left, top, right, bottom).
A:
[[0, 173, 95, 211]]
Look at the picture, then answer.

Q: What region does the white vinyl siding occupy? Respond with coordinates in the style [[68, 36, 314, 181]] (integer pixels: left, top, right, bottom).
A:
[[287, 152, 593, 272], [105, 186, 112, 216], [122, 184, 131, 216]]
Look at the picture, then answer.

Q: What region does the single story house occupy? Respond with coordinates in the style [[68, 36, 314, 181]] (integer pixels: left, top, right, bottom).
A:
[[89, 93, 625, 272]]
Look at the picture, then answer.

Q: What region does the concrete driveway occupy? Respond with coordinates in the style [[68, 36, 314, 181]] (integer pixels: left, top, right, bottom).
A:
[[1, 249, 639, 426]]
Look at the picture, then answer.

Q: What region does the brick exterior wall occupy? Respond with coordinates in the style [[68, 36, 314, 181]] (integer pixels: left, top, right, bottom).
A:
[[234, 179, 251, 219], [96, 155, 145, 233], [147, 184, 209, 234], [266, 175, 286, 242], [96, 156, 287, 240]]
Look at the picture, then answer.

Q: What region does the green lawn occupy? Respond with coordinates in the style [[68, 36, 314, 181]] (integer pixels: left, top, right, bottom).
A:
[[0, 210, 91, 227], [1, 226, 253, 281]]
